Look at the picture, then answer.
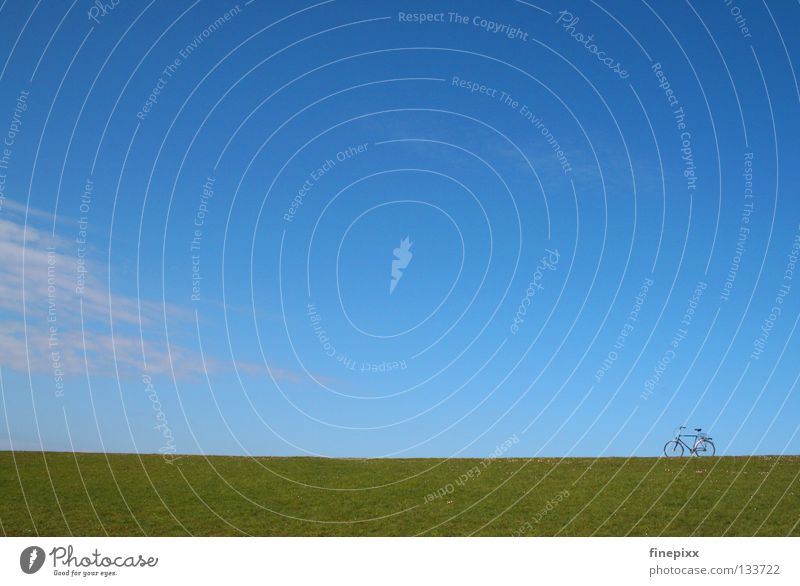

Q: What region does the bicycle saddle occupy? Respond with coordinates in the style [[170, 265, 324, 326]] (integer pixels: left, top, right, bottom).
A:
[[694, 428, 702, 432]]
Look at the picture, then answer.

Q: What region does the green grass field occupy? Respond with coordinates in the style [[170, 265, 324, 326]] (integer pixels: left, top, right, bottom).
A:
[[1, 451, 797, 536]]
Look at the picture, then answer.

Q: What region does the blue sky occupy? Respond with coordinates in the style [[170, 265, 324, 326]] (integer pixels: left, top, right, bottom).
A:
[[0, 0, 798, 458]]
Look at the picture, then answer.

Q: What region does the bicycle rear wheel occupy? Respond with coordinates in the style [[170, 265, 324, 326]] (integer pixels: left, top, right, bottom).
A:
[[664, 440, 684, 457], [695, 439, 715, 456]]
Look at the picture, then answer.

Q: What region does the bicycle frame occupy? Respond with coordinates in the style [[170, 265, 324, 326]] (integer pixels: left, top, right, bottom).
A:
[[673, 432, 709, 454]]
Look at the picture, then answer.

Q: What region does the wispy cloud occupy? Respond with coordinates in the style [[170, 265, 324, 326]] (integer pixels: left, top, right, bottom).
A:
[[0, 210, 316, 384]]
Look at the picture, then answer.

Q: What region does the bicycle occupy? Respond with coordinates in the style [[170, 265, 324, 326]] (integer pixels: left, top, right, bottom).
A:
[[663, 426, 716, 457]]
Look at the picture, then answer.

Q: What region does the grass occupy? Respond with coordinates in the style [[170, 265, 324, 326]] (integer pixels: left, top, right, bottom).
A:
[[0, 451, 798, 536]]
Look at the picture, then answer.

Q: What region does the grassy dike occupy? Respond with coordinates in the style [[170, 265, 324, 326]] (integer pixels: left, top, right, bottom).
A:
[[1, 451, 797, 536]]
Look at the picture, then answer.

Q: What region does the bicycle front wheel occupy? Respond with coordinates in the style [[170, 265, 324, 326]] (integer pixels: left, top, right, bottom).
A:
[[664, 440, 684, 457], [695, 440, 715, 456]]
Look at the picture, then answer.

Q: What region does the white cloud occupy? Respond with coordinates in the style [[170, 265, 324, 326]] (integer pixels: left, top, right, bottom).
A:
[[0, 211, 316, 384]]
